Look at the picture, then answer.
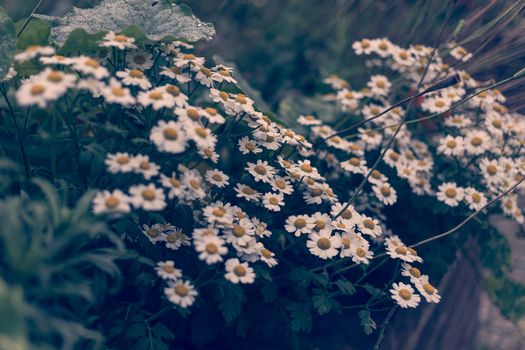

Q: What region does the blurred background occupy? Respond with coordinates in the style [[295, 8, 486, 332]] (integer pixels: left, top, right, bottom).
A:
[[2, 0, 525, 349]]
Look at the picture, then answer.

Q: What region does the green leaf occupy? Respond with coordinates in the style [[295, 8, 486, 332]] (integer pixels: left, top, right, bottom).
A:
[[359, 310, 377, 335], [361, 283, 383, 297], [312, 291, 340, 315], [123, 322, 147, 339], [334, 278, 356, 295], [287, 302, 312, 333], [0, 7, 16, 81], [216, 280, 246, 323], [35, 0, 215, 46], [152, 322, 175, 340], [261, 282, 278, 303], [15, 18, 50, 49]]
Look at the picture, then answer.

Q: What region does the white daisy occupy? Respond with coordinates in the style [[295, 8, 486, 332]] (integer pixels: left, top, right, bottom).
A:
[[194, 235, 228, 264], [285, 215, 315, 237], [238, 137, 263, 155], [101, 78, 136, 106], [390, 282, 421, 308], [14, 45, 55, 62], [262, 192, 285, 212], [357, 216, 383, 237], [437, 135, 464, 157], [134, 155, 160, 180], [72, 56, 110, 79], [246, 160, 276, 183], [155, 261, 183, 281], [401, 263, 423, 284], [436, 182, 464, 207], [414, 276, 441, 303], [116, 69, 152, 90], [464, 130, 491, 155], [129, 184, 167, 211], [105, 152, 137, 173], [92, 189, 131, 215], [234, 184, 260, 202], [205, 169, 230, 188], [372, 183, 398, 205], [224, 258, 256, 284], [464, 187, 488, 211], [164, 280, 198, 308], [127, 51, 154, 70], [138, 88, 176, 110], [150, 120, 188, 154], [307, 231, 342, 259], [99, 31, 137, 50]]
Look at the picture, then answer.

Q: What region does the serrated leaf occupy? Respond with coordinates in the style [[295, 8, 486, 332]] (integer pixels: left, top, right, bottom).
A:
[[216, 280, 245, 323], [0, 7, 16, 81], [312, 291, 340, 315], [287, 303, 312, 333], [334, 279, 356, 295], [35, 0, 215, 46], [124, 322, 147, 339], [362, 283, 383, 297], [358, 310, 377, 335]]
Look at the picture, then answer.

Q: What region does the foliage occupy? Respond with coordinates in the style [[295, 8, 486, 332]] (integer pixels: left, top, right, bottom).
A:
[[0, 7, 16, 80]]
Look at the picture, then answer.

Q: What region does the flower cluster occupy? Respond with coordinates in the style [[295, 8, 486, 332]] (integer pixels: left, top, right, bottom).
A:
[[8, 30, 524, 314]]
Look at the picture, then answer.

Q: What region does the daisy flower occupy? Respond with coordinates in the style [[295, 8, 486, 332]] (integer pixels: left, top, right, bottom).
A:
[[138, 88, 176, 110], [35, 68, 77, 95], [92, 189, 131, 215], [437, 135, 464, 157], [297, 115, 322, 126], [116, 69, 152, 90], [194, 67, 214, 87], [194, 235, 228, 264], [160, 173, 185, 200], [480, 158, 503, 184], [436, 182, 465, 207], [150, 120, 188, 154], [401, 263, 423, 284], [14, 45, 55, 63], [350, 244, 373, 264], [225, 218, 256, 247], [134, 155, 160, 180], [386, 244, 423, 263], [127, 51, 154, 70], [246, 160, 276, 183], [285, 215, 315, 237], [105, 152, 137, 173], [256, 243, 278, 268], [173, 53, 205, 68], [155, 261, 183, 281], [307, 231, 342, 259], [235, 184, 260, 202], [414, 276, 441, 303], [163, 228, 191, 250], [421, 96, 451, 113], [72, 56, 109, 79], [270, 176, 294, 195], [142, 224, 165, 244], [464, 130, 491, 155], [99, 31, 137, 50], [331, 202, 361, 223], [101, 78, 135, 106], [211, 67, 237, 84], [16, 79, 61, 108], [164, 280, 198, 308], [372, 183, 398, 205], [262, 192, 285, 212], [181, 170, 207, 201], [203, 202, 234, 226], [184, 122, 217, 150], [205, 169, 230, 188], [238, 137, 263, 155], [160, 65, 191, 83], [352, 39, 373, 55], [341, 157, 368, 174], [224, 258, 256, 284], [390, 282, 421, 308], [129, 184, 167, 211], [464, 187, 488, 211], [357, 216, 383, 237], [201, 107, 225, 124], [449, 45, 472, 62], [311, 212, 333, 234], [367, 75, 391, 96]]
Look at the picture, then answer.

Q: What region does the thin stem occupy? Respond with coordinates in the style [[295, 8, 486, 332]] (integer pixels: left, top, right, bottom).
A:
[[17, 0, 46, 38], [373, 305, 398, 350]]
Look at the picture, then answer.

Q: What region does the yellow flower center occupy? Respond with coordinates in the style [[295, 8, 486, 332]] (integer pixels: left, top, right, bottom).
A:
[[162, 264, 175, 273], [423, 283, 435, 295], [175, 284, 189, 296], [116, 155, 129, 164], [254, 165, 267, 175], [261, 249, 273, 259], [486, 165, 497, 175], [349, 157, 361, 166], [200, 67, 212, 77], [380, 186, 391, 197], [112, 87, 126, 97], [268, 197, 279, 205], [341, 210, 353, 220], [241, 186, 255, 195], [395, 246, 407, 255], [446, 140, 457, 148], [356, 247, 367, 257], [342, 237, 351, 249], [233, 265, 247, 277], [183, 54, 196, 60], [399, 289, 412, 300], [105, 196, 120, 208], [409, 267, 421, 278], [30, 84, 46, 96], [235, 94, 247, 104], [316, 237, 331, 250], [211, 173, 223, 182], [294, 218, 307, 229], [470, 136, 483, 146], [212, 207, 226, 217], [195, 127, 208, 138], [205, 243, 218, 254], [163, 127, 178, 140], [300, 163, 313, 173], [85, 59, 99, 68], [471, 193, 481, 203], [363, 219, 375, 230], [169, 178, 180, 187], [128, 69, 143, 78], [445, 188, 457, 198], [166, 85, 180, 96], [149, 91, 163, 100], [114, 34, 129, 42], [141, 189, 156, 201], [47, 71, 64, 83]]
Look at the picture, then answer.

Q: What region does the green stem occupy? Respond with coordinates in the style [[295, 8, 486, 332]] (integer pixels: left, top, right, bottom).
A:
[[17, 0, 46, 38]]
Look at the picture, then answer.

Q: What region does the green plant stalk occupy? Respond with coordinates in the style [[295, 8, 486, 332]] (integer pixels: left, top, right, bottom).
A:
[[17, 0, 46, 38]]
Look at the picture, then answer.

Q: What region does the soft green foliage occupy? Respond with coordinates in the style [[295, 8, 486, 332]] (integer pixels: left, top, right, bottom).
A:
[[0, 170, 126, 349], [0, 7, 16, 80], [35, 0, 215, 46]]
